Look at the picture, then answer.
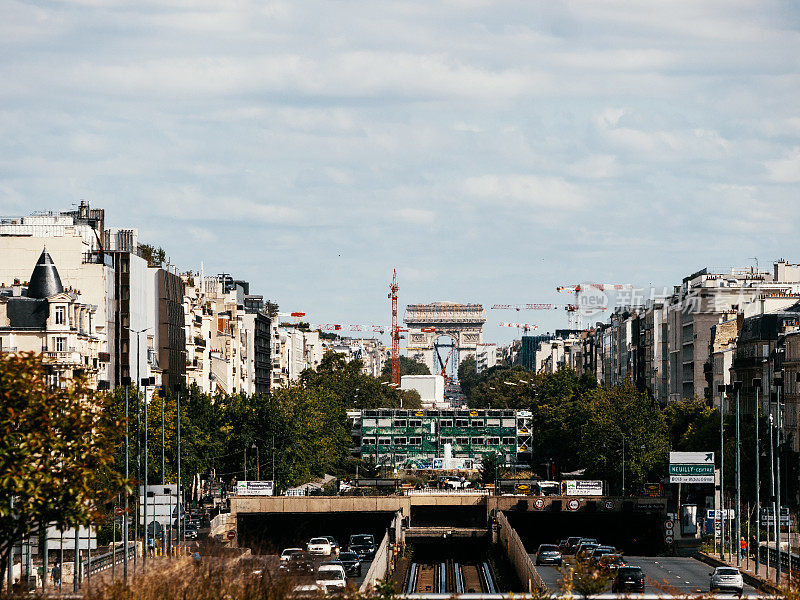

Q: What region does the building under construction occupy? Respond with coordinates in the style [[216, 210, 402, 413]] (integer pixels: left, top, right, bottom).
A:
[[348, 408, 532, 467]]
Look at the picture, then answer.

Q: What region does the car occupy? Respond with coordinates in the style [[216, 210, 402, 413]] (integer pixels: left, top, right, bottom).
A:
[[612, 566, 645, 593], [307, 537, 334, 556], [348, 534, 376, 558], [563, 537, 583, 555], [290, 584, 325, 599], [575, 543, 600, 562], [597, 554, 626, 574], [184, 525, 199, 540], [439, 476, 471, 489], [316, 564, 347, 591], [535, 544, 563, 566], [280, 552, 314, 575], [710, 567, 744, 596], [281, 548, 305, 562], [589, 546, 617, 565], [323, 536, 341, 555], [335, 552, 363, 577]]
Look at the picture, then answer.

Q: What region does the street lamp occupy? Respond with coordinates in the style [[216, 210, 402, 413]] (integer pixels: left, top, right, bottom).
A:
[[753, 377, 762, 575], [718, 383, 726, 561]]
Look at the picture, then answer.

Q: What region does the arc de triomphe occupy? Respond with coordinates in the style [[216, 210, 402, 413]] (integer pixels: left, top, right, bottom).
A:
[[404, 302, 486, 376]]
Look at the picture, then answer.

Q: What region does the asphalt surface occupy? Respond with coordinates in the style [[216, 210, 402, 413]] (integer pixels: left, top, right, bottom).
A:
[[532, 556, 761, 597]]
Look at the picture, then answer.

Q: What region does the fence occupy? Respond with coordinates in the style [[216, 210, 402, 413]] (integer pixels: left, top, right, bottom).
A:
[[496, 511, 544, 593], [759, 543, 800, 577], [85, 543, 136, 577]]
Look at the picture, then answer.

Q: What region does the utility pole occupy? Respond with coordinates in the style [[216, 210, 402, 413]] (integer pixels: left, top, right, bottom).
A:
[[769, 413, 776, 581], [142, 377, 149, 571], [176, 384, 181, 553]]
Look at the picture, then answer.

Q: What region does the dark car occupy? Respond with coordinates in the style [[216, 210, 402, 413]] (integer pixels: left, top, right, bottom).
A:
[[184, 525, 199, 540], [563, 537, 583, 555], [336, 552, 363, 577], [598, 554, 626, 574], [535, 544, 563, 566], [612, 566, 645, 593], [348, 534, 376, 558], [575, 543, 600, 562], [280, 552, 314, 576], [589, 546, 616, 565]]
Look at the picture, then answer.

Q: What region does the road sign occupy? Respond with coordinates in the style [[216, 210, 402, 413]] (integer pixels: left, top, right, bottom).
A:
[[533, 498, 545, 510], [603, 500, 615, 510], [664, 519, 674, 530], [227, 530, 236, 540], [115, 507, 124, 516], [567, 499, 580, 511], [669, 451, 715, 484], [665, 534, 674, 545]]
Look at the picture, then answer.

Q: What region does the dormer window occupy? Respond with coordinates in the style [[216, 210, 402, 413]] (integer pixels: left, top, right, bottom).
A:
[[55, 306, 65, 325]]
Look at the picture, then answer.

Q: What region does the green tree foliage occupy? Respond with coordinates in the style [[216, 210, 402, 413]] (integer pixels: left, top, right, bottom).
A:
[[0, 353, 127, 583], [579, 382, 669, 493], [380, 355, 430, 380], [138, 243, 167, 268], [478, 452, 502, 485]]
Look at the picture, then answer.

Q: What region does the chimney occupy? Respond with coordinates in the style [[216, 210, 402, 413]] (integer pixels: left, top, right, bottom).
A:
[[79, 200, 89, 219]]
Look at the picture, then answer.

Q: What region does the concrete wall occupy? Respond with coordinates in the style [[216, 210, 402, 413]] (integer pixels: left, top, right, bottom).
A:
[[496, 511, 544, 593]]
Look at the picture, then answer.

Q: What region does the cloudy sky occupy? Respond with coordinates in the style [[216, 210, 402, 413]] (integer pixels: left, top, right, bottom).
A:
[[2, 0, 799, 344]]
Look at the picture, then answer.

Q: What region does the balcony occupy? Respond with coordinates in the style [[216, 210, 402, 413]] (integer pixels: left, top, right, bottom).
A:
[[42, 350, 83, 366]]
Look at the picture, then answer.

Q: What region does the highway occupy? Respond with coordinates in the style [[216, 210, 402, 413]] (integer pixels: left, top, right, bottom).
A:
[[533, 556, 761, 597]]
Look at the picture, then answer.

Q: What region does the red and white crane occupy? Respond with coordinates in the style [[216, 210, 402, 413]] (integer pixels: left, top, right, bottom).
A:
[[556, 283, 632, 328]]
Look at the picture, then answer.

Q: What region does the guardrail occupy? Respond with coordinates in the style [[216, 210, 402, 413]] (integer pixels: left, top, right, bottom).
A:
[[405, 489, 490, 496], [496, 512, 544, 593], [360, 530, 391, 592], [758, 543, 800, 577], [84, 543, 136, 576]]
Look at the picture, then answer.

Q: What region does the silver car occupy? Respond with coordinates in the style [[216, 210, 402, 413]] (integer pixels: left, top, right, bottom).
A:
[[710, 566, 743, 595]]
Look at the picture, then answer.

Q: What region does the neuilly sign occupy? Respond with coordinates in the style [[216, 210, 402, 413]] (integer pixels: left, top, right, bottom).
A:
[[669, 451, 715, 483]]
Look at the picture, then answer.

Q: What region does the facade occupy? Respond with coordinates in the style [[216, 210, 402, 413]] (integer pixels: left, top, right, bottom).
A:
[[0, 249, 100, 387], [324, 336, 386, 378], [351, 408, 533, 466]]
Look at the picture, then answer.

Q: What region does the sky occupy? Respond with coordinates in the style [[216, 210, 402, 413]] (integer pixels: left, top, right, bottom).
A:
[[1, 0, 799, 346]]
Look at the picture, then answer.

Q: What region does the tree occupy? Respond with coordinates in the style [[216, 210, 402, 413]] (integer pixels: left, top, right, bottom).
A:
[[380, 355, 430, 380], [579, 382, 669, 494], [138, 244, 167, 268], [478, 452, 502, 485], [0, 353, 127, 584]]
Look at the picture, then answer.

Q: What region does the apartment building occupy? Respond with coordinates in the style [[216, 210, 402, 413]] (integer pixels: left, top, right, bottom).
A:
[[0, 249, 100, 387]]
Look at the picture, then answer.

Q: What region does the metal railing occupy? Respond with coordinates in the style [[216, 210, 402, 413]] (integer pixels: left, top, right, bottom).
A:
[[84, 543, 136, 576]]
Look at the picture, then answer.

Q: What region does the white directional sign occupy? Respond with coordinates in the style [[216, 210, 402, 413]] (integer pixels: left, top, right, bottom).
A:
[[669, 451, 715, 483]]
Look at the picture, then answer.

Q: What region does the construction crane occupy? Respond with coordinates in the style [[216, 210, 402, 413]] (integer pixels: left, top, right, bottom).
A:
[[499, 322, 538, 333], [433, 339, 456, 382], [556, 283, 632, 328], [389, 269, 401, 386]]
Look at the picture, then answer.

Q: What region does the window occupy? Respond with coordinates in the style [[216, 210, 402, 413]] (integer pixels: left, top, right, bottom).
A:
[[440, 437, 453, 445], [409, 419, 422, 427], [408, 437, 422, 445], [486, 418, 500, 427], [502, 437, 516, 445], [486, 437, 500, 445], [54, 337, 66, 352], [393, 437, 407, 446], [55, 306, 65, 325], [455, 437, 469, 445], [440, 419, 453, 428], [362, 418, 377, 427], [502, 418, 516, 427], [455, 419, 469, 427], [378, 437, 391, 446], [377, 418, 391, 427], [471, 420, 484, 428], [362, 437, 375, 446], [393, 419, 407, 428], [471, 437, 485, 446]]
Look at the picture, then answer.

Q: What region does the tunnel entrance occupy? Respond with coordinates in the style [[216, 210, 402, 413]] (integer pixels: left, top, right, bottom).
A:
[[411, 504, 486, 527], [238, 511, 395, 555], [504, 509, 666, 556]]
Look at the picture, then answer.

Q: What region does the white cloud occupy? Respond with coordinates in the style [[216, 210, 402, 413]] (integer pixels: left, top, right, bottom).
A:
[[764, 147, 800, 183], [462, 175, 586, 209], [395, 208, 436, 225]]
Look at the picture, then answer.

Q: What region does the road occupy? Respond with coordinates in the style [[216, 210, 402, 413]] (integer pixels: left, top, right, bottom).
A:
[[532, 556, 761, 597]]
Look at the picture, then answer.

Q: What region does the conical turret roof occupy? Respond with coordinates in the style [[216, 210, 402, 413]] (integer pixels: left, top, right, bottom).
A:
[[27, 248, 64, 299]]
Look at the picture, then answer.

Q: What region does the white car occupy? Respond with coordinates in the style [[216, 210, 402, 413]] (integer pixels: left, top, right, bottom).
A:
[[316, 564, 347, 591], [281, 547, 304, 561], [307, 537, 334, 556], [710, 566, 744, 595], [440, 476, 471, 489]]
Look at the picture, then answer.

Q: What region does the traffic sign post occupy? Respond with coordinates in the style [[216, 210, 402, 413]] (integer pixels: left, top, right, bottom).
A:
[[669, 452, 715, 484], [226, 530, 236, 540]]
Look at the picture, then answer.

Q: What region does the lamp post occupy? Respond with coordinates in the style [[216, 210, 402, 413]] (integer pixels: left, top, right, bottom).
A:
[[753, 377, 762, 575], [735, 380, 742, 567], [775, 373, 784, 586], [121, 376, 131, 583], [622, 434, 625, 498], [141, 376, 151, 570], [718, 384, 726, 561], [769, 413, 776, 581], [132, 326, 150, 570]]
